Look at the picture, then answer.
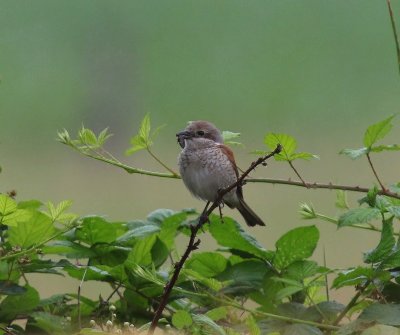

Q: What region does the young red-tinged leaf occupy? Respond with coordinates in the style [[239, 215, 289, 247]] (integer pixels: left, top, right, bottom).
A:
[[363, 115, 395, 148]]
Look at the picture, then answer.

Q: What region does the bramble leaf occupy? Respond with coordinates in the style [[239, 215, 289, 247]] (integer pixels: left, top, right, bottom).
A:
[[359, 303, 400, 326], [364, 218, 395, 264], [274, 225, 319, 269], [338, 208, 381, 227], [363, 115, 395, 148], [339, 147, 369, 159], [172, 310, 192, 329]]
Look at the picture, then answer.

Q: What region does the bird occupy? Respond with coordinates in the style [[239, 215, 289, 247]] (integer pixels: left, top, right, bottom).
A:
[[176, 120, 265, 227]]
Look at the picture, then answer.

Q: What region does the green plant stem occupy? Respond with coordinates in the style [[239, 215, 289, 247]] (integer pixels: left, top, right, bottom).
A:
[[288, 160, 308, 187], [333, 281, 370, 326], [366, 153, 386, 191], [212, 295, 340, 331], [0, 226, 76, 262], [313, 211, 400, 236], [387, 0, 400, 73], [69, 143, 400, 200], [146, 147, 179, 176]]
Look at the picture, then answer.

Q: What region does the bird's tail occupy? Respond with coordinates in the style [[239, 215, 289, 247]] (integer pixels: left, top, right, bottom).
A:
[[236, 197, 265, 227]]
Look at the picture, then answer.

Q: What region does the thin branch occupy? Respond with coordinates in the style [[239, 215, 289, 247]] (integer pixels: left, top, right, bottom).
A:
[[78, 261, 90, 330], [146, 147, 179, 177], [246, 178, 400, 200], [147, 145, 283, 334], [288, 161, 308, 187], [366, 153, 386, 191], [387, 0, 400, 74], [333, 280, 370, 326]]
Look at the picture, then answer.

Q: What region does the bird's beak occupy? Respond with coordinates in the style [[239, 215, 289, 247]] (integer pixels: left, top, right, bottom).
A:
[[176, 130, 193, 148]]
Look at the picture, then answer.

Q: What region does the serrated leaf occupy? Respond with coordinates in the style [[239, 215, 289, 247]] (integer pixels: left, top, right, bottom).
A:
[[172, 310, 193, 329], [364, 218, 395, 264], [76, 216, 118, 245], [97, 127, 112, 146], [265, 133, 297, 161], [274, 226, 319, 269], [332, 267, 374, 289], [338, 208, 381, 228], [363, 115, 395, 148], [387, 206, 400, 218], [339, 147, 369, 159], [361, 324, 400, 335], [359, 303, 400, 326], [186, 252, 227, 277], [78, 126, 98, 146], [222, 131, 243, 147], [285, 260, 321, 280], [336, 190, 349, 209], [2, 209, 32, 226], [45, 200, 73, 222], [0, 194, 17, 216], [43, 240, 96, 258], [29, 312, 66, 335], [209, 216, 271, 259], [183, 269, 223, 291], [125, 235, 157, 266], [126, 114, 153, 155], [8, 211, 56, 248]]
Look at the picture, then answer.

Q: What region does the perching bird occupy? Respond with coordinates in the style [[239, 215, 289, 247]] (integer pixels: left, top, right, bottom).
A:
[[177, 120, 265, 227]]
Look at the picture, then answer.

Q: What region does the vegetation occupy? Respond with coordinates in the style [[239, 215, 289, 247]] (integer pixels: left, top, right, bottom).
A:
[[1, 114, 400, 335]]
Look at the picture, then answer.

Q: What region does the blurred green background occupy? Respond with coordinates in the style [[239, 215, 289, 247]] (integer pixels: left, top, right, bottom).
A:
[[1, 0, 399, 300]]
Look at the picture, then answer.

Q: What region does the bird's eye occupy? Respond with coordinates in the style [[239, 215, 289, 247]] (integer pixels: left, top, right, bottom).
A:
[[196, 130, 205, 136]]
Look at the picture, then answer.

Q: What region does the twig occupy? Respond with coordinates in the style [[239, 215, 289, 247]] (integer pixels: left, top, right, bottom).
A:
[[366, 153, 386, 191], [78, 261, 90, 330], [246, 178, 400, 200], [147, 147, 179, 177], [288, 161, 308, 187], [147, 144, 282, 334], [332, 280, 370, 326], [387, 0, 400, 73]]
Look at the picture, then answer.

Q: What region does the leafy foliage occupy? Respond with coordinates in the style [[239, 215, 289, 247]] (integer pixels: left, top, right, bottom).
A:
[[3, 114, 400, 334]]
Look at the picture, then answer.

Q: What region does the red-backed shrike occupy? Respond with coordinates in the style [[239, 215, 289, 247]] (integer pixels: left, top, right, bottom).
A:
[[177, 121, 265, 227]]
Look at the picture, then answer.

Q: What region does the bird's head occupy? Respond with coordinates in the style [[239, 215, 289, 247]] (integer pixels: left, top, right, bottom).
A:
[[176, 120, 223, 148]]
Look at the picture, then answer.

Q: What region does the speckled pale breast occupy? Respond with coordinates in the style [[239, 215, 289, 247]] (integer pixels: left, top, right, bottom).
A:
[[178, 142, 239, 206]]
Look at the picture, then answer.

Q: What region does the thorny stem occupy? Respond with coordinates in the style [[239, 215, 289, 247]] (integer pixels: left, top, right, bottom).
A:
[[366, 152, 386, 192], [147, 145, 283, 334], [288, 160, 308, 187], [387, 0, 400, 74]]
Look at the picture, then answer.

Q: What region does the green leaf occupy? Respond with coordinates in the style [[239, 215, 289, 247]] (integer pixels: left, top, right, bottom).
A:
[[17, 200, 43, 210], [0, 281, 27, 295], [151, 237, 169, 268], [125, 235, 157, 267], [186, 252, 227, 277], [43, 240, 95, 258], [359, 303, 400, 326], [363, 115, 395, 148], [282, 324, 323, 335], [0, 285, 40, 321], [246, 315, 261, 335], [0, 194, 17, 216], [336, 190, 349, 210], [172, 310, 193, 329], [117, 222, 160, 244], [265, 133, 297, 161], [78, 126, 98, 147], [364, 218, 395, 263], [29, 312, 67, 335], [218, 260, 268, 292], [205, 307, 228, 321], [332, 267, 374, 289], [339, 147, 369, 159], [338, 208, 381, 228], [1, 209, 32, 227], [360, 324, 400, 335], [290, 152, 319, 160], [192, 314, 227, 335], [76, 216, 118, 245], [209, 216, 271, 259], [8, 211, 56, 248], [183, 269, 223, 291], [274, 225, 319, 269], [387, 206, 400, 219], [285, 260, 321, 280], [45, 200, 74, 222], [275, 286, 304, 300], [222, 131, 243, 146], [65, 265, 112, 281], [371, 144, 400, 152]]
